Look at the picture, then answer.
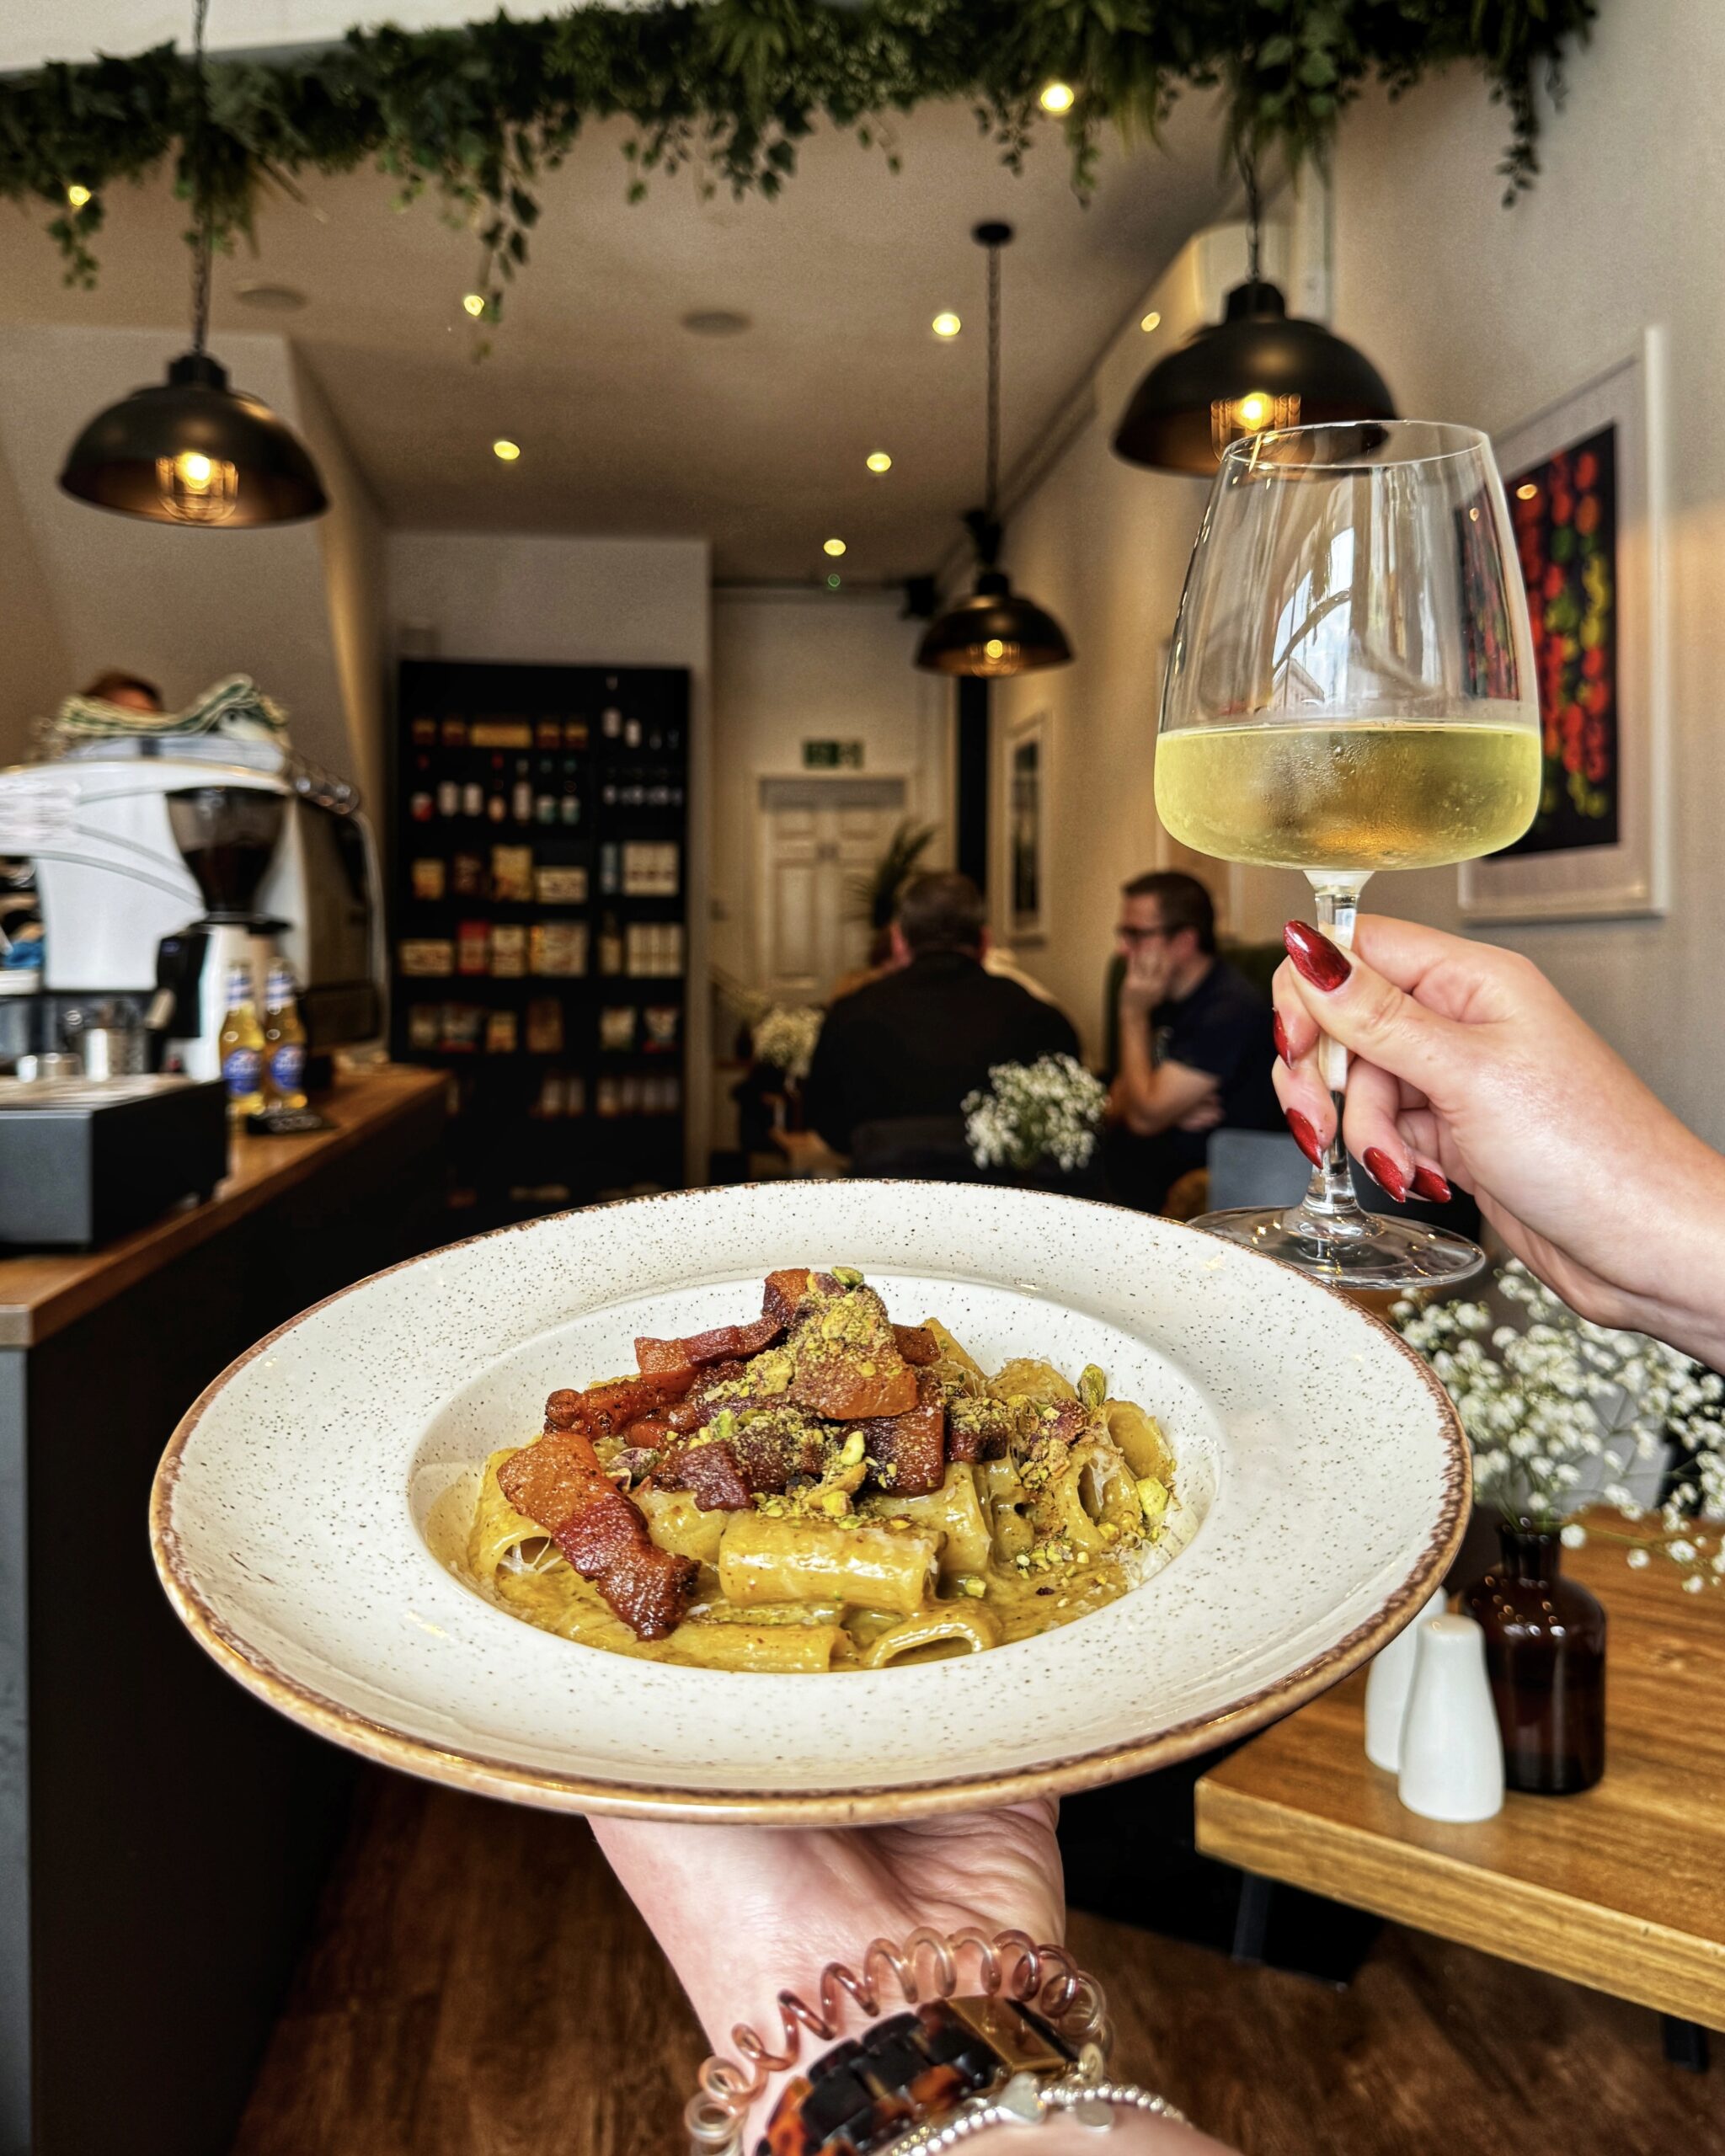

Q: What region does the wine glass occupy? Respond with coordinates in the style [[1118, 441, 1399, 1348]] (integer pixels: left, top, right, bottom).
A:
[[1156, 419, 1539, 1289]]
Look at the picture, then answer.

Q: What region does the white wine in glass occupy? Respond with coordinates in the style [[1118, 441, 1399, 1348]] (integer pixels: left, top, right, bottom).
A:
[[1156, 420, 1540, 1289]]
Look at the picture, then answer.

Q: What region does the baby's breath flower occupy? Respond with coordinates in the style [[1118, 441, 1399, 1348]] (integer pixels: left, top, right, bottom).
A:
[[964, 1054, 1105, 1175]]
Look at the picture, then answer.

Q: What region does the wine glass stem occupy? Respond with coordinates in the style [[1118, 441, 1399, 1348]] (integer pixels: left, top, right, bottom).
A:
[[1292, 873, 1372, 1235]]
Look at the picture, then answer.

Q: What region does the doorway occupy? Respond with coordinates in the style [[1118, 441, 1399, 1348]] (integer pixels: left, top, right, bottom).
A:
[[756, 775, 909, 1002]]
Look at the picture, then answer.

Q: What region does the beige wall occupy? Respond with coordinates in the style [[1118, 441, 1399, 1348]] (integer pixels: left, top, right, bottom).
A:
[[0, 440, 70, 765], [708, 590, 952, 992]]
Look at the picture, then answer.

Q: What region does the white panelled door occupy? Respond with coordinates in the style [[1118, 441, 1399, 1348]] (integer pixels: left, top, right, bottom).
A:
[[756, 776, 907, 1002]]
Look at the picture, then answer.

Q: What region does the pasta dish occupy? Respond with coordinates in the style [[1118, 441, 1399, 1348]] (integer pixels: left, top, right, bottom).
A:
[[462, 1266, 1181, 1673]]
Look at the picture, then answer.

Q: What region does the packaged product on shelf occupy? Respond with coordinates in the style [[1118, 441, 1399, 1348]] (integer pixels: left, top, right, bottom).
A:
[[400, 938, 454, 977], [531, 921, 588, 977], [457, 921, 490, 975], [472, 718, 533, 750], [643, 1003, 681, 1052], [565, 718, 590, 751], [491, 844, 534, 902], [595, 1075, 622, 1118], [484, 1007, 519, 1054], [622, 841, 679, 896], [410, 857, 446, 902], [600, 842, 620, 894], [565, 1072, 587, 1115], [601, 707, 622, 739], [600, 1005, 637, 1053], [412, 716, 437, 746], [435, 778, 459, 819], [534, 863, 588, 904], [407, 1004, 440, 1049], [531, 1071, 567, 1118], [441, 718, 467, 748], [524, 996, 564, 1054], [491, 923, 528, 978], [441, 1002, 483, 1053], [598, 914, 624, 975], [535, 718, 562, 750]]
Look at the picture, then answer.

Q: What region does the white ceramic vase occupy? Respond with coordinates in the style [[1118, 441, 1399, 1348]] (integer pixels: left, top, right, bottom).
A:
[[1397, 1614, 1505, 1823], [1364, 1584, 1450, 1772]]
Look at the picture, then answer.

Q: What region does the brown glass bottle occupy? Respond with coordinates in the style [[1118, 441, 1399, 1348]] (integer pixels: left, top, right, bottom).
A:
[[1461, 1524, 1606, 1794]]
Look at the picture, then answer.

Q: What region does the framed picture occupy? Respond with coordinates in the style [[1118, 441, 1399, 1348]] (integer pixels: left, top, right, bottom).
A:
[[1460, 328, 1669, 921], [1004, 708, 1049, 944]]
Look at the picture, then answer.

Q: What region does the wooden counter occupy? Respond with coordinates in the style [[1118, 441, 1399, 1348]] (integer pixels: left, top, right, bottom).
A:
[[0, 1066, 446, 2156], [0, 1062, 446, 1347], [1195, 1513, 1725, 2030]]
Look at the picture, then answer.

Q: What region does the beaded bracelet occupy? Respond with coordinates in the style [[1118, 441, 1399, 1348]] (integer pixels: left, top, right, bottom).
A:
[[685, 1928, 1188, 2156]]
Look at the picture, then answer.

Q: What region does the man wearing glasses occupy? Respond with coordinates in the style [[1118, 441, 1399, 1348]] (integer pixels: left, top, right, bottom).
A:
[[1106, 870, 1279, 1212]]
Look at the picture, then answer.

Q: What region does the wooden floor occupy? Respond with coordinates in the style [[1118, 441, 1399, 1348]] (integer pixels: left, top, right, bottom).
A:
[[232, 1772, 1722, 2156]]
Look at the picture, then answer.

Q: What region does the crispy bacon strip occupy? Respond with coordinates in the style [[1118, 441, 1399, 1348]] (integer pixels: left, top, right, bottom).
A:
[[498, 1431, 697, 1641], [861, 1370, 947, 1496], [635, 1312, 782, 1391], [892, 1324, 941, 1366]]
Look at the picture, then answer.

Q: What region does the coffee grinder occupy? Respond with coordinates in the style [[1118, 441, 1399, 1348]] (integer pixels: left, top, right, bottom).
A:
[[155, 784, 287, 1079]]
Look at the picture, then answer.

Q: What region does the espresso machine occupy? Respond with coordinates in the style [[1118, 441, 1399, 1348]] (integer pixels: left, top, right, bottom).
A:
[[154, 783, 287, 1079]]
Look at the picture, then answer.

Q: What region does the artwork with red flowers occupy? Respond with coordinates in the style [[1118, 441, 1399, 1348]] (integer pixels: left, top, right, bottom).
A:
[[1503, 424, 1620, 854]]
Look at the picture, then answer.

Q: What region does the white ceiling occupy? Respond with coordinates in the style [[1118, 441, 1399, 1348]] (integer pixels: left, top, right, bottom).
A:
[[0, 95, 1233, 578]]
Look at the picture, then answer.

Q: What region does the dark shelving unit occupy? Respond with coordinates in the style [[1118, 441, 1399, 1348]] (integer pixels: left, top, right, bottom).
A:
[[391, 659, 690, 1223]]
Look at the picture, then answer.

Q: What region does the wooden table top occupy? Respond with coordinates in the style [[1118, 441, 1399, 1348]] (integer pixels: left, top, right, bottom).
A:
[[0, 1064, 446, 1348], [1195, 1513, 1725, 2030]]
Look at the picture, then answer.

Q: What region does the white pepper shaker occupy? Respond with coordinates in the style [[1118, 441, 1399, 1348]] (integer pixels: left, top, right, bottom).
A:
[[1365, 1584, 1450, 1772], [1397, 1614, 1505, 1823]]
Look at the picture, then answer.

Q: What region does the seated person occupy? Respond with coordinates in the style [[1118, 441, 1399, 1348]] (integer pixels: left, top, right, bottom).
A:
[[1107, 870, 1281, 1212], [804, 870, 1079, 1169]]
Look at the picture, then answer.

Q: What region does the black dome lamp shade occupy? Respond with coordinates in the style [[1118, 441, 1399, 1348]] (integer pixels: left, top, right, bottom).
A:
[[1112, 154, 1396, 478], [916, 223, 1072, 678], [57, 0, 328, 529]]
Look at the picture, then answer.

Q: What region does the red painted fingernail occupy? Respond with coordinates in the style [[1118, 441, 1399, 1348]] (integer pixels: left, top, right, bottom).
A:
[[1285, 1108, 1323, 1170], [1284, 921, 1352, 992], [1364, 1147, 1409, 1203], [1272, 1009, 1293, 1067], [1411, 1165, 1452, 1204]]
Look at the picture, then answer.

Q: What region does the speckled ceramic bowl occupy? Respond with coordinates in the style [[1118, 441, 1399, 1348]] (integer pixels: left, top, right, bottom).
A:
[[151, 1181, 1466, 1822]]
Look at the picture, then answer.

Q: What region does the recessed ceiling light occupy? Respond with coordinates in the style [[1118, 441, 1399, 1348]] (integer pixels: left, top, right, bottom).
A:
[[66, 183, 92, 209], [1516, 482, 1539, 499], [932, 312, 962, 339], [681, 309, 752, 337], [823, 537, 846, 557], [462, 291, 487, 318], [1140, 310, 1161, 333], [866, 451, 892, 473], [493, 439, 521, 462], [235, 280, 308, 312], [1039, 81, 1076, 114]]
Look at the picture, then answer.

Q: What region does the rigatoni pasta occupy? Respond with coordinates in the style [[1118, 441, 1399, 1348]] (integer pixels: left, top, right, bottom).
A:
[[460, 1265, 1180, 1670]]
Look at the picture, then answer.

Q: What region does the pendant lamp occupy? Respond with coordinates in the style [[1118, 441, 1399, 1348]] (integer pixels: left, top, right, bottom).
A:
[[58, 0, 327, 527], [1112, 152, 1395, 477], [916, 223, 1072, 678]]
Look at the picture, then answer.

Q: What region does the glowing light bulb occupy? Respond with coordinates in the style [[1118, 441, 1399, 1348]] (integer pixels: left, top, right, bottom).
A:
[[156, 446, 237, 524], [462, 292, 487, 318], [1516, 482, 1539, 500], [1039, 81, 1076, 114], [1236, 392, 1271, 430], [984, 638, 1007, 661], [823, 537, 846, 558], [66, 183, 92, 210], [866, 451, 892, 473], [492, 438, 521, 462], [1140, 310, 1161, 333], [932, 312, 962, 339]]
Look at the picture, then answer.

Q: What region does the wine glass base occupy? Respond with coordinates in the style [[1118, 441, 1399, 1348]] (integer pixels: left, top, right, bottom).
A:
[[1193, 1207, 1486, 1292]]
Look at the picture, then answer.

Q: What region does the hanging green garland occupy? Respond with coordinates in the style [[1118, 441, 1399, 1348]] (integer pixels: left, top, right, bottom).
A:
[[0, 0, 1597, 310]]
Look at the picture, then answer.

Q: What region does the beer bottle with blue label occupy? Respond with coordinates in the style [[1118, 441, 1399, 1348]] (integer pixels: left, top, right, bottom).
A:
[[219, 963, 265, 1122], [263, 960, 309, 1111]]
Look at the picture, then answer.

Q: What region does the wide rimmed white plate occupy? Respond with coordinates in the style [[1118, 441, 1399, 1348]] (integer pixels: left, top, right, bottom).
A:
[[151, 1181, 1466, 1822]]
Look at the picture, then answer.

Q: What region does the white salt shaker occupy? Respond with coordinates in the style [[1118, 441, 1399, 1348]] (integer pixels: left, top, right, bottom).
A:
[[1364, 1584, 1450, 1772], [1397, 1614, 1504, 1822]]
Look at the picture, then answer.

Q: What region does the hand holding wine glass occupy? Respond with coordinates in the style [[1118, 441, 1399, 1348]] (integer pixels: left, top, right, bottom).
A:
[[1155, 419, 1541, 1288]]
